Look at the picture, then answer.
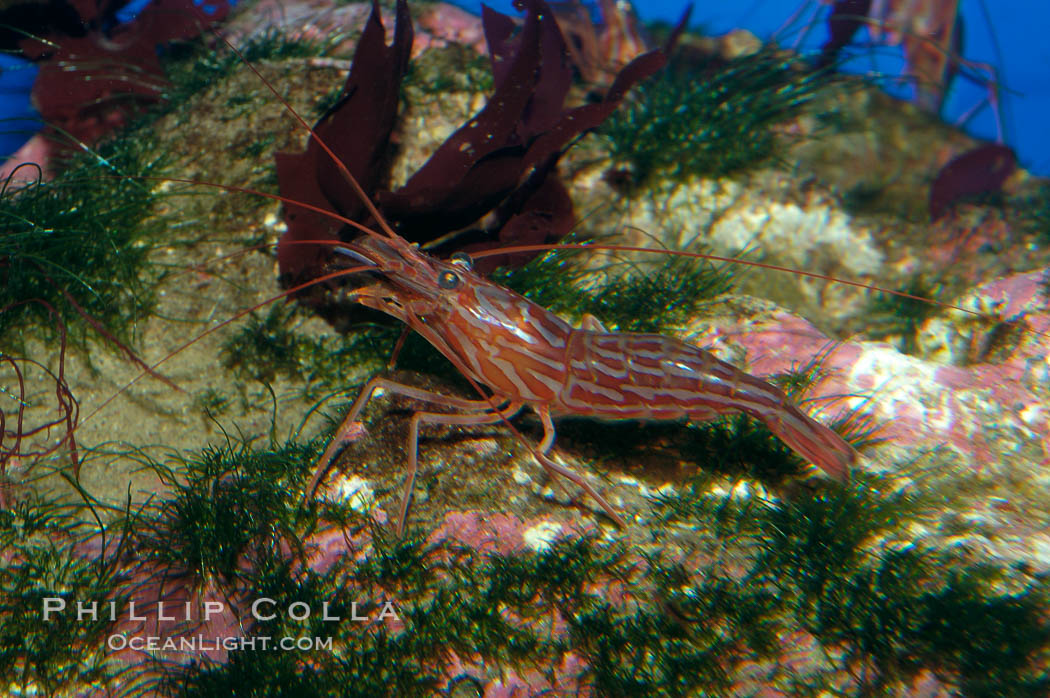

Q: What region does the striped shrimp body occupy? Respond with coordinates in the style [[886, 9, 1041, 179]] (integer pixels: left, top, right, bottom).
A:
[[310, 232, 856, 533], [559, 331, 855, 482]]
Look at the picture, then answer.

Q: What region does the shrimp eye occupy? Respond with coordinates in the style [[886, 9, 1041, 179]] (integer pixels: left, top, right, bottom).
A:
[[449, 251, 473, 270], [438, 270, 460, 290]]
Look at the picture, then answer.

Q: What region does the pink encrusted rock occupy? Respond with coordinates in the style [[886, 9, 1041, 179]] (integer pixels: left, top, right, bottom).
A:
[[109, 570, 244, 665], [688, 269, 1050, 476], [429, 511, 531, 555], [225, 0, 487, 59], [417, 2, 487, 54], [295, 516, 382, 575], [907, 669, 955, 698], [939, 268, 1050, 329], [224, 0, 370, 54], [427, 510, 608, 556], [0, 134, 52, 185], [63, 536, 242, 666], [481, 651, 590, 697], [98, 517, 396, 672]]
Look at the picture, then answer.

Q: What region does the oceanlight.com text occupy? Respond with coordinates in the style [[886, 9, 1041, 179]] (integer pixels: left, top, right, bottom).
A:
[[107, 634, 334, 652]]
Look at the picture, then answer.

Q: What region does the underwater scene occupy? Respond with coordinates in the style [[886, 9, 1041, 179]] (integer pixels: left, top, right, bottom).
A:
[[2, 0, 1049, 695]]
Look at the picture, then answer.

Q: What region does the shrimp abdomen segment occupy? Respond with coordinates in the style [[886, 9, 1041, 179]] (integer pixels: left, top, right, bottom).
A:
[[557, 332, 855, 480]]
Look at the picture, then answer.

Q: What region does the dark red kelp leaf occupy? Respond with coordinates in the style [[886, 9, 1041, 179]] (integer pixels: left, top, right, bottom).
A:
[[929, 143, 1016, 221], [381, 0, 689, 243], [517, 13, 690, 179], [459, 174, 575, 274], [377, 0, 555, 235], [483, 1, 572, 133], [20, 0, 229, 150], [275, 0, 412, 285], [515, 0, 574, 136], [482, 3, 518, 86], [275, 0, 688, 304]]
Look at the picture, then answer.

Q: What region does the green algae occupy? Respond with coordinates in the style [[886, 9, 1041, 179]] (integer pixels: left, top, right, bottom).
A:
[[865, 274, 944, 355], [600, 48, 830, 188], [5, 426, 1049, 696], [494, 243, 735, 333], [654, 470, 1050, 695], [138, 438, 319, 582], [0, 28, 333, 353], [159, 28, 337, 116], [0, 137, 164, 348], [0, 497, 120, 694], [754, 476, 1050, 695]]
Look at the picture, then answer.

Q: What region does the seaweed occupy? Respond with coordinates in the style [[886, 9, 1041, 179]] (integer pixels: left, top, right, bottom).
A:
[[274, 0, 414, 287], [864, 274, 943, 354], [275, 0, 687, 312], [646, 468, 1050, 694], [0, 136, 163, 348], [755, 476, 1050, 694], [221, 304, 318, 385], [137, 438, 318, 582], [17, 0, 231, 154], [493, 243, 735, 334], [600, 47, 829, 188], [929, 143, 1017, 221], [5, 423, 1046, 696], [0, 496, 122, 694], [219, 304, 434, 395]]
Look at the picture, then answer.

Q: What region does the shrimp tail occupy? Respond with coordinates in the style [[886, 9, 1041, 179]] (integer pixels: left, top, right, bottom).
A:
[[761, 402, 856, 481]]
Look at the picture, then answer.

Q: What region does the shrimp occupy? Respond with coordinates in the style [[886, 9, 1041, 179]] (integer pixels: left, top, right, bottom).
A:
[[306, 231, 857, 535]]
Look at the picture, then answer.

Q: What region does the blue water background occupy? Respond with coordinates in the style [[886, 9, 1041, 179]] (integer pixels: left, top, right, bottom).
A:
[[0, 54, 39, 159], [2, 0, 1047, 176]]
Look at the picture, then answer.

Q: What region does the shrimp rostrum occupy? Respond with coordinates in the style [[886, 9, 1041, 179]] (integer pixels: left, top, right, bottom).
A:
[[307, 230, 859, 535]]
